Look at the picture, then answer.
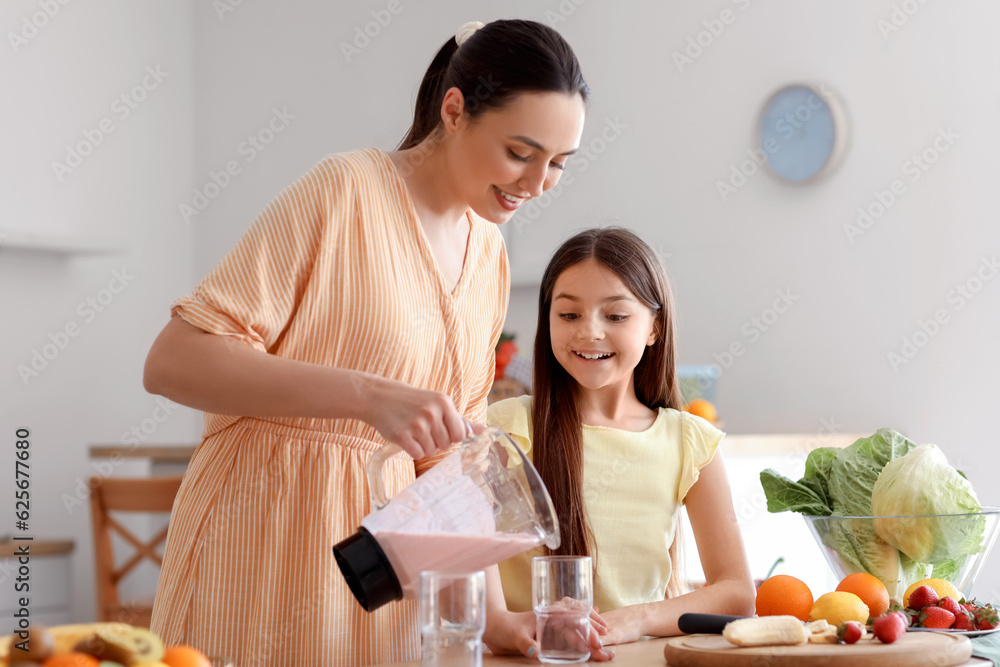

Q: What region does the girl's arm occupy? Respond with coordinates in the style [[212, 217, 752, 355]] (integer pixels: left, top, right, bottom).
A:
[[600, 452, 757, 644], [143, 316, 471, 459]]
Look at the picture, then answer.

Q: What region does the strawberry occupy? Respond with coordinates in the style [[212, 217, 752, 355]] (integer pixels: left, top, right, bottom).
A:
[[952, 610, 976, 631], [838, 621, 864, 644], [974, 603, 999, 630], [919, 606, 956, 629], [938, 597, 964, 616], [908, 585, 940, 611], [873, 612, 907, 644]]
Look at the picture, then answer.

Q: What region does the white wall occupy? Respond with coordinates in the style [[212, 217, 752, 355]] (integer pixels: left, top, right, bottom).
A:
[[1, 0, 198, 622], [6, 0, 999, 622]]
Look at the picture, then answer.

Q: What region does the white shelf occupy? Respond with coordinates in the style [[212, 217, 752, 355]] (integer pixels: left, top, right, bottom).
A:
[[0, 230, 126, 255]]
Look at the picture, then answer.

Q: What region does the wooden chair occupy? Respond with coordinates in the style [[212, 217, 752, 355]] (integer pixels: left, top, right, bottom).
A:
[[88, 475, 183, 627]]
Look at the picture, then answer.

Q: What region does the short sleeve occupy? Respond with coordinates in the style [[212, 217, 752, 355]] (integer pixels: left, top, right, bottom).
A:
[[486, 395, 533, 456], [676, 413, 724, 504], [171, 157, 346, 352]]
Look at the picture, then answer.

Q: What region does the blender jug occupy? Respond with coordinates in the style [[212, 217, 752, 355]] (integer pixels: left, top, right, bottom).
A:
[[333, 426, 560, 612]]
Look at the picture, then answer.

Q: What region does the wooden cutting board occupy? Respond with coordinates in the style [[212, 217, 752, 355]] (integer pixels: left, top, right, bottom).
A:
[[663, 632, 972, 667]]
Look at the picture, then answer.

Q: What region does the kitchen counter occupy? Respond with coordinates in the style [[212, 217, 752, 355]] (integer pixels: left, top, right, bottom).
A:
[[378, 637, 991, 667], [371, 636, 992, 666]]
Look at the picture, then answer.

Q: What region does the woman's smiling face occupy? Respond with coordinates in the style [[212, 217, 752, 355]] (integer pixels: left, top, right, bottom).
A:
[[448, 90, 586, 224], [549, 258, 658, 395]]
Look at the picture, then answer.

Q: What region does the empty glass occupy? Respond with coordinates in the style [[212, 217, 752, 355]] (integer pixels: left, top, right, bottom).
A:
[[532, 556, 593, 664], [419, 570, 486, 667]]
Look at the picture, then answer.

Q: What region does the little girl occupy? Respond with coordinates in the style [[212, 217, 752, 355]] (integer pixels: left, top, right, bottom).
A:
[[483, 227, 756, 658]]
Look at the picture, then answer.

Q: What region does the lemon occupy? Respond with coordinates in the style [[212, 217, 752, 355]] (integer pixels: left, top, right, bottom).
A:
[[808, 591, 871, 626], [903, 578, 962, 607]]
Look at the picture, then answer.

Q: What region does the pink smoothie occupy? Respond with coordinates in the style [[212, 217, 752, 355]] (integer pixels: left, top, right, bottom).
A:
[[374, 531, 541, 598]]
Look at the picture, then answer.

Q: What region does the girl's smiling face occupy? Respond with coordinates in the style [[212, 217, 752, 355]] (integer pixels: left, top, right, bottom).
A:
[[549, 258, 658, 395]]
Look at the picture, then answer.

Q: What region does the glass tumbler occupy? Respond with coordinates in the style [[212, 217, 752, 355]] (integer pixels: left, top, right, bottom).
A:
[[531, 556, 593, 664], [419, 570, 486, 667]]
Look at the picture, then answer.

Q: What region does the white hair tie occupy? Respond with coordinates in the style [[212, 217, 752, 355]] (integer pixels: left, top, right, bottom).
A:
[[455, 21, 485, 47]]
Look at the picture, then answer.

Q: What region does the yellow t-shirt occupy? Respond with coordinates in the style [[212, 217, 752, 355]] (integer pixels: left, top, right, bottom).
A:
[[487, 394, 723, 613]]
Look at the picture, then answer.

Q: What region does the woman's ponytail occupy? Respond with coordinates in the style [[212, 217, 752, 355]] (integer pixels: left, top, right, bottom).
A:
[[398, 38, 459, 150]]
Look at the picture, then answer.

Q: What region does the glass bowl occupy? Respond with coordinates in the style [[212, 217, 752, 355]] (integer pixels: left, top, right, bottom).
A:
[[803, 507, 1000, 602]]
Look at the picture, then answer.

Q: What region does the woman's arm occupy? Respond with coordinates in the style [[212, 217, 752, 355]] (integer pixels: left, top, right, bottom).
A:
[[599, 452, 757, 644], [143, 316, 470, 458]]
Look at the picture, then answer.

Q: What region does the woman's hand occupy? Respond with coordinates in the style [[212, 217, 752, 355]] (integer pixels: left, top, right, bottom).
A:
[[363, 377, 471, 459]]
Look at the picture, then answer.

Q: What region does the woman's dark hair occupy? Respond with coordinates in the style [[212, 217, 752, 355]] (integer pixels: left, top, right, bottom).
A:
[[398, 19, 589, 149], [532, 227, 683, 563]]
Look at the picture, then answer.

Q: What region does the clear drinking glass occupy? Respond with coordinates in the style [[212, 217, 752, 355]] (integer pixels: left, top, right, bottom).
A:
[[531, 556, 593, 664], [419, 570, 487, 667]]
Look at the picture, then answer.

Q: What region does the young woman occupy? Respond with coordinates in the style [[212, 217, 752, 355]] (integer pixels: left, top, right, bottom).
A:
[[143, 20, 588, 667], [484, 228, 756, 658]]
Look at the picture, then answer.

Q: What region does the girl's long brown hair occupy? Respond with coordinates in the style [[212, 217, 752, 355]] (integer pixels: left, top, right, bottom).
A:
[[532, 228, 685, 572]]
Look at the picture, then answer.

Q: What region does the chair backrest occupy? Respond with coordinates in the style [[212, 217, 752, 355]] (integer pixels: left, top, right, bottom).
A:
[[88, 476, 183, 626]]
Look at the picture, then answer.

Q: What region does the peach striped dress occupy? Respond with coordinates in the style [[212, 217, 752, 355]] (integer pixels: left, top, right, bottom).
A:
[[150, 148, 509, 667]]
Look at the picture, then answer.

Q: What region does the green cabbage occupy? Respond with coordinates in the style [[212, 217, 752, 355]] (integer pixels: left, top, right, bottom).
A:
[[760, 429, 981, 599], [871, 443, 984, 563]]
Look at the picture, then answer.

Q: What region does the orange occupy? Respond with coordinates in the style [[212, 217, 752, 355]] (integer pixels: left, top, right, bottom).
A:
[[162, 645, 213, 667], [43, 654, 100, 667], [836, 572, 890, 617], [755, 574, 814, 621], [685, 399, 717, 422], [808, 591, 871, 626], [903, 578, 962, 607]]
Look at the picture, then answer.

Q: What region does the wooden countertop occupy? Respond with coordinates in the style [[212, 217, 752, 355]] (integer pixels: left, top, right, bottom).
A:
[[373, 636, 991, 666]]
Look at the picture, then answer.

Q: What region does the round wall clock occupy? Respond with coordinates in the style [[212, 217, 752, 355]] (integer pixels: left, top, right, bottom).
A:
[[758, 83, 848, 183]]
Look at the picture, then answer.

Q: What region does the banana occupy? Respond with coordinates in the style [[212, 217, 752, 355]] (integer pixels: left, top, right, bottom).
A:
[[808, 626, 839, 644], [723, 615, 810, 647], [805, 619, 829, 633]]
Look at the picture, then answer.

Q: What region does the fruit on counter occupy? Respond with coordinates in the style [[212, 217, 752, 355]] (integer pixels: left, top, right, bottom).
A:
[[837, 621, 866, 644], [761, 428, 983, 600], [161, 645, 212, 667], [754, 574, 813, 621], [903, 578, 960, 608], [72, 626, 165, 665], [872, 611, 908, 644], [969, 600, 999, 630], [42, 653, 101, 667], [722, 615, 810, 647], [1, 624, 212, 667], [3, 623, 136, 659], [952, 608, 977, 631], [683, 399, 717, 423], [938, 596, 964, 615], [919, 606, 956, 629], [906, 584, 940, 611], [9, 624, 56, 663], [836, 572, 890, 617], [808, 591, 870, 626]]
